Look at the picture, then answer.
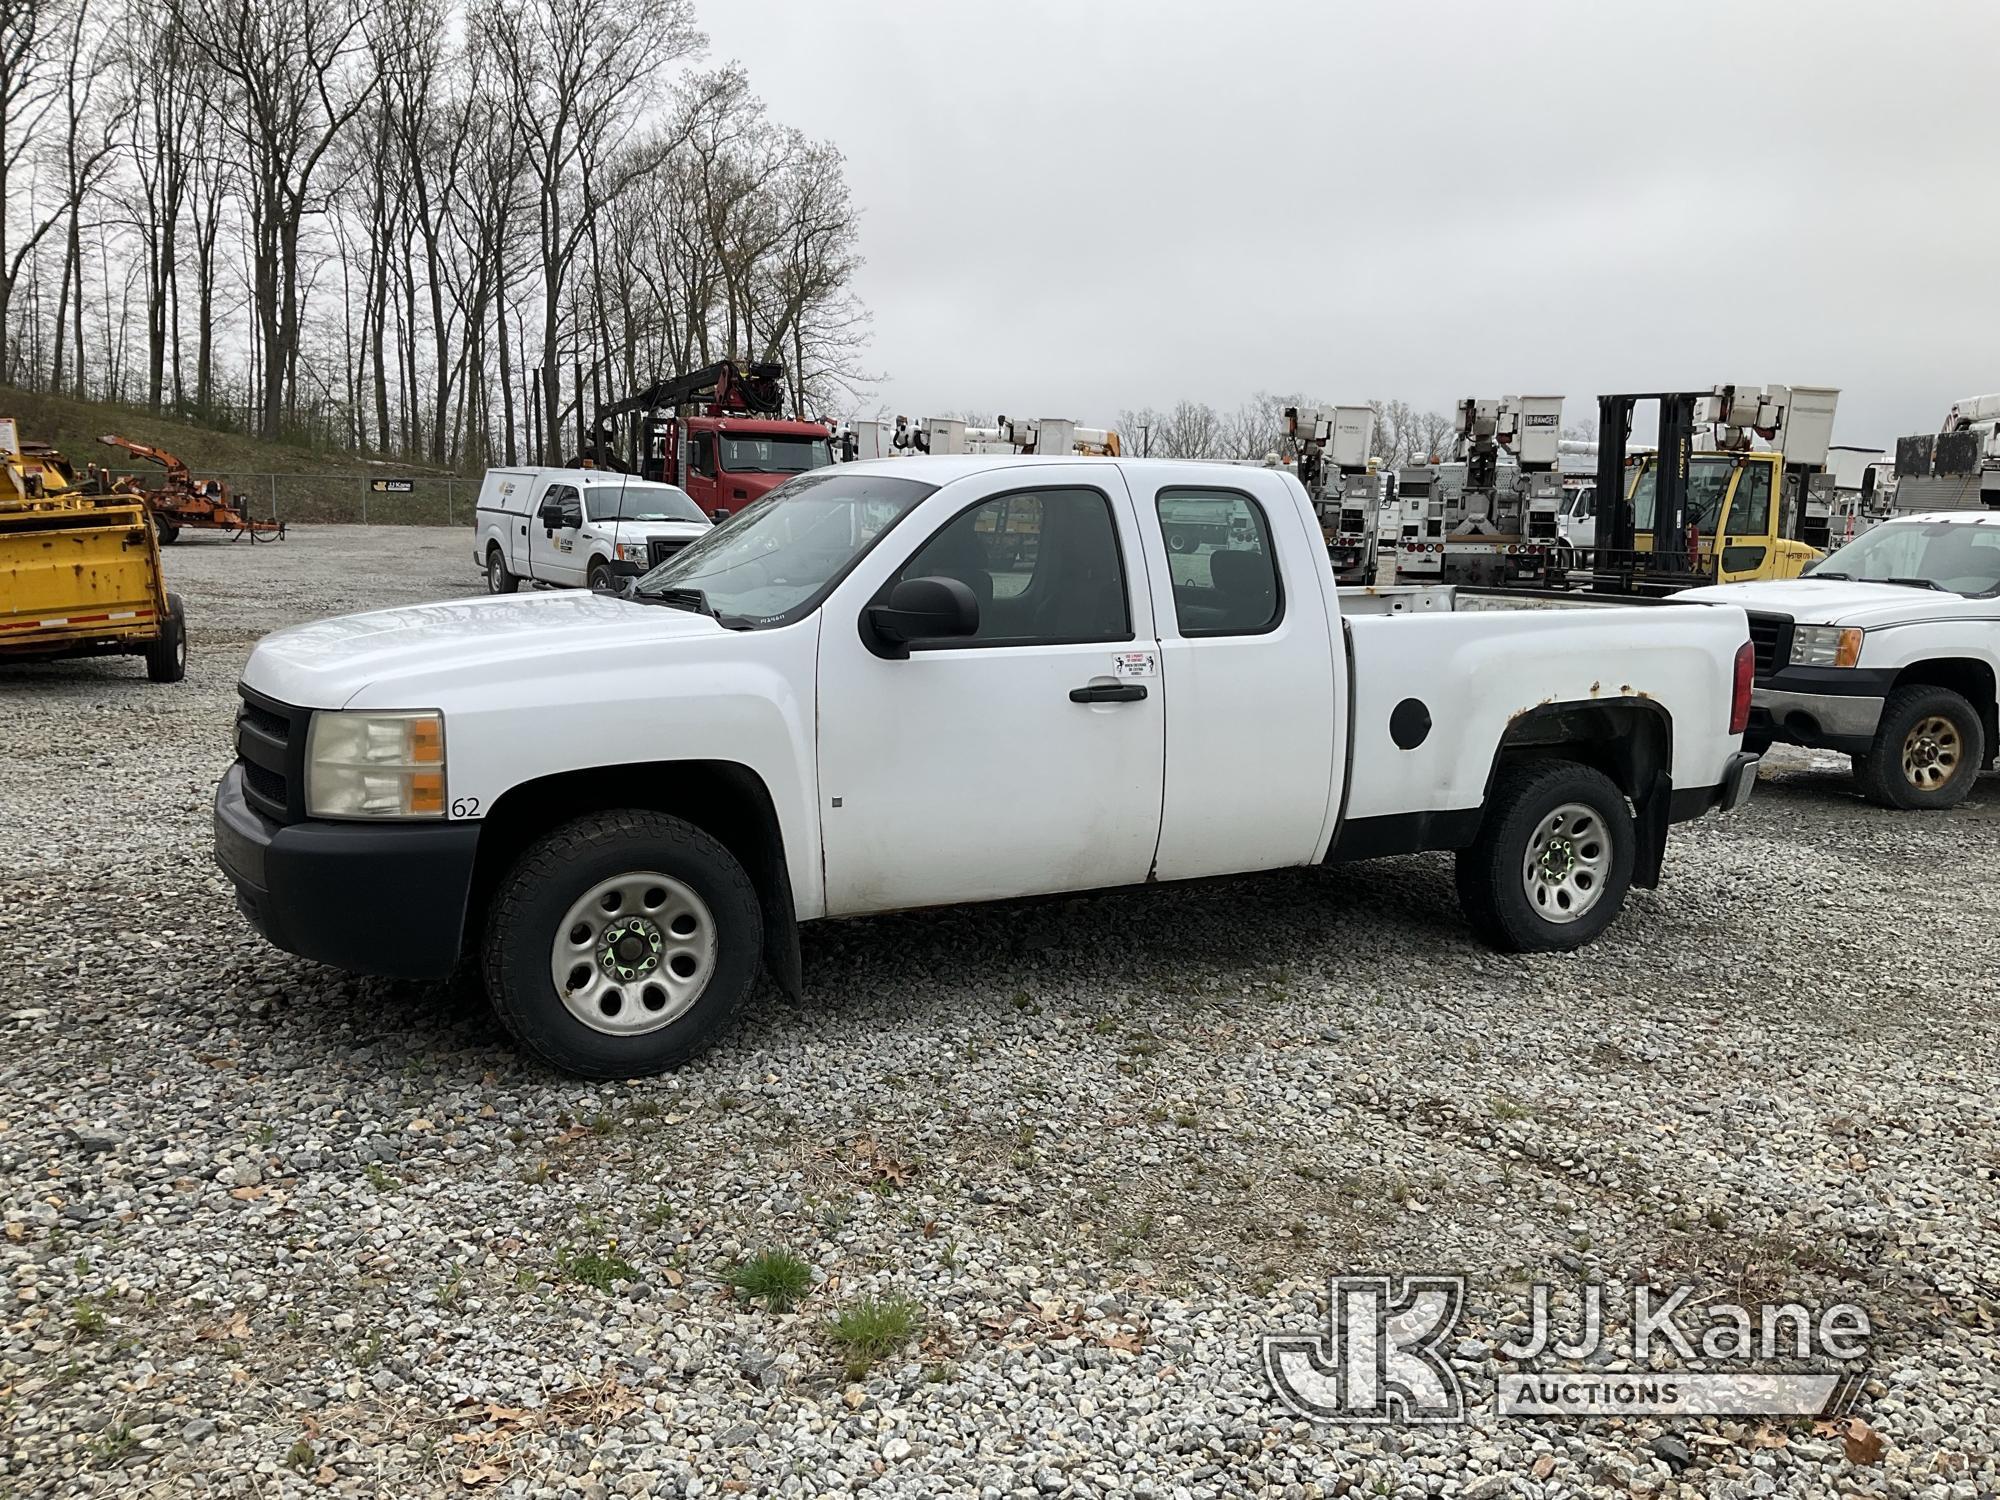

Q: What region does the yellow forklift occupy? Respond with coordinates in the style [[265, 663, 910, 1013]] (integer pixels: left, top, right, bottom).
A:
[[1589, 385, 1839, 597], [0, 418, 187, 682]]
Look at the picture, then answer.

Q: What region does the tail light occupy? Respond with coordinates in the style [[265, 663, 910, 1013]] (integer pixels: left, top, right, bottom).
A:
[[1730, 639, 1755, 736]]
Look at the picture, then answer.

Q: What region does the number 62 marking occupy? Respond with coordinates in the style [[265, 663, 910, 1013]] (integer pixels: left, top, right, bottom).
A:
[[451, 796, 481, 819]]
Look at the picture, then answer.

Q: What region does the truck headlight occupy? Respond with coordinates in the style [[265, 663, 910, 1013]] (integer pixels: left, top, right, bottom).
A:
[[1789, 625, 1863, 668], [615, 541, 648, 563], [306, 711, 446, 819]]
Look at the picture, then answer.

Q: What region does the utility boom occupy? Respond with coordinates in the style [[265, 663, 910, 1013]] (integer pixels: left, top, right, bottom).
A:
[[1285, 404, 1385, 585], [581, 361, 835, 520], [1436, 395, 1565, 587]]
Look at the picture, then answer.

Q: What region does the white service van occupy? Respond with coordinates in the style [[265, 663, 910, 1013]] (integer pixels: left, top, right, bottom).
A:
[[473, 468, 713, 594]]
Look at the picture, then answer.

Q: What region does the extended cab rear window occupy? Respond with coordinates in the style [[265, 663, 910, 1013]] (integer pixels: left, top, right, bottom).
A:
[[1155, 488, 1282, 636]]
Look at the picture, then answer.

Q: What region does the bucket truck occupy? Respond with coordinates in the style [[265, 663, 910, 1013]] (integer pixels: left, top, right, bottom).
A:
[[1436, 396, 1566, 588], [1284, 404, 1389, 585]]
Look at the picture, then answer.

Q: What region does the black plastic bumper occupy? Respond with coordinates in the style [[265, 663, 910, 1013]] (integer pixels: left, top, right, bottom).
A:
[[214, 763, 480, 980], [1664, 750, 1763, 822]]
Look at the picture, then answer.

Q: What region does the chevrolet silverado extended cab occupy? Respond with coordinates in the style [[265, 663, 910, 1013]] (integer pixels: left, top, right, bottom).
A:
[[1682, 509, 2000, 809], [216, 457, 1760, 1078]]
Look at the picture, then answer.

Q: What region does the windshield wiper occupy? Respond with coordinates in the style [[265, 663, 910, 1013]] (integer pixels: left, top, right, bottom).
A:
[[632, 584, 751, 630], [1805, 571, 1851, 580], [1883, 577, 1944, 590]]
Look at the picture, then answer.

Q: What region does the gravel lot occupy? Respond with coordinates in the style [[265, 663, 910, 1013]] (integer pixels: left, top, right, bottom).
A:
[[3, 526, 1997, 1499]]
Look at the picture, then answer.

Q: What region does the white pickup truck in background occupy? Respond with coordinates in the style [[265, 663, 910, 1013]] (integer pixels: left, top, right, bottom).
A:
[[218, 456, 1760, 1078], [1682, 508, 2000, 808], [474, 467, 713, 594]]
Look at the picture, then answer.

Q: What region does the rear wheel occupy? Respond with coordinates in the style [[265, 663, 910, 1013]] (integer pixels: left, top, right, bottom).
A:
[[154, 516, 180, 546], [486, 546, 518, 595], [145, 593, 188, 683], [1857, 685, 1983, 810], [483, 810, 763, 1078], [1455, 761, 1634, 952]]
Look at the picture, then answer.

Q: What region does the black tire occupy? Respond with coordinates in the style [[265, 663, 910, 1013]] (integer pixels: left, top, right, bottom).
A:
[[482, 810, 763, 1078], [1454, 760, 1635, 952], [1856, 685, 1984, 810], [155, 517, 181, 546], [485, 546, 518, 595], [144, 594, 188, 683], [587, 558, 613, 592]]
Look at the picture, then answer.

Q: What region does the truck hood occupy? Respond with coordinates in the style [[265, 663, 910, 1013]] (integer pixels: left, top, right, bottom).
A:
[[608, 518, 709, 542], [1676, 579, 1954, 625], [242, 589, 724, 709]]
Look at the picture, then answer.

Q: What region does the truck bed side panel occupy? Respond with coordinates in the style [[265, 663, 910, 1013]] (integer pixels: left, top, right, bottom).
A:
[[1342, 605, 1748, 820]]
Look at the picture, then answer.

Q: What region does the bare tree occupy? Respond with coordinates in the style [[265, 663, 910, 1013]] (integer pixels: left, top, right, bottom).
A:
[[481, 0, 701, 463], [175, 0, 379, 439], [0, 0, 73, 381], [47, 0, 116, 397], [1150, 398, 1223, 460]]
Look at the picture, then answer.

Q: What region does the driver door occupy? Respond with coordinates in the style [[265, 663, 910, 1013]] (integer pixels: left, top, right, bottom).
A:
[[1715, 460, 1775, 583], [529, 482, 585, 586], [816, 466, 1166, 915]]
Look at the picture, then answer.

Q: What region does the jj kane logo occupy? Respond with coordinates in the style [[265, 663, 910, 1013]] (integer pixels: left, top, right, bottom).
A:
[[1264, 1275, 1872, 1424]]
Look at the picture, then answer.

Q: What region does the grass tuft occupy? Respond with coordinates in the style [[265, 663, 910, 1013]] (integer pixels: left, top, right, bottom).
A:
[[726, 1250, 813, 1312], [825, 1296, 921, 1382]]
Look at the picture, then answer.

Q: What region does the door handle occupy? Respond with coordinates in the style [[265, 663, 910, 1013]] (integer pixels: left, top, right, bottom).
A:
[[1070, 683, 1146, 704]]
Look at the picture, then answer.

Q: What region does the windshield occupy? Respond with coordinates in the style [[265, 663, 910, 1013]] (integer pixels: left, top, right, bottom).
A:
[[719, 435, 833, 475], [586, 483, 706, 524], [1808, 520, 2000, 596], [1631, 457, 1740, 535], [633, 470, 936, 627]]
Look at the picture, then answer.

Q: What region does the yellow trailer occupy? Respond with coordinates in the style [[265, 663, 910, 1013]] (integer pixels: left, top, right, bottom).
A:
[[0, 418, 187, 683]]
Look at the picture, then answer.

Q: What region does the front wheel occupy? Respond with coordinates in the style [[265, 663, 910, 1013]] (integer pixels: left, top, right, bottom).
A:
[[1856, 685, 1984, 810], [482, 810, 763, 1078], [486, 546, 518, 595], [587, 558, 613, 592], [1455, 761, 1635, 952]]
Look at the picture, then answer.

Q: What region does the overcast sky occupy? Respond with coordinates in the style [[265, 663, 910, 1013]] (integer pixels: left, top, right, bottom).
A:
[[701, 0, 1997, 447]]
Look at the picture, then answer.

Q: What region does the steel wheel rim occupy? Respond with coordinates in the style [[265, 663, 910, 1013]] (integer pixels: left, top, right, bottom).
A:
[[550, 872, 717, 1036], [488, 555, 506, 591], [1901, 715, 1962, 792], [1521, 802, 1612, 924]]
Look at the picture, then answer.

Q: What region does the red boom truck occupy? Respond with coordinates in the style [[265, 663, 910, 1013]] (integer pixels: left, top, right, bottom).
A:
[[579, 361, 835, 521]]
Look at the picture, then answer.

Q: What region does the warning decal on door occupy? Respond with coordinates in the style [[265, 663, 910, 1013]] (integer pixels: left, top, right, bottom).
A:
[[1112, 651, 1158, 678]]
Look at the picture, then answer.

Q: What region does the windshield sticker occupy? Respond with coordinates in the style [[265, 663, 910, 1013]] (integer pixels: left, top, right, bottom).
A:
[[1113, 651, 1158, 678]]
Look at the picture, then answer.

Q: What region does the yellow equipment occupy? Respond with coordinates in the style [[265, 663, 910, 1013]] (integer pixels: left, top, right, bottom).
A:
[[0, 417, 187, 683], [1622, 449, 1822, 585]]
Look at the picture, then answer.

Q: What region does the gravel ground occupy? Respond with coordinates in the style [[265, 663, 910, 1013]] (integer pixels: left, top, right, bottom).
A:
[[3, 526, 1997, 1499]]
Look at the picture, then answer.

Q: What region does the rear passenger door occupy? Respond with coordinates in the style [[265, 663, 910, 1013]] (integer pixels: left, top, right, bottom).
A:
[[1126, 474, 1342, 879]]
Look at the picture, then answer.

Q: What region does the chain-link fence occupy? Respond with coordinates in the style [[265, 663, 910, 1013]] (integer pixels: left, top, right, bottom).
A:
[[188, 473, 475, 528]]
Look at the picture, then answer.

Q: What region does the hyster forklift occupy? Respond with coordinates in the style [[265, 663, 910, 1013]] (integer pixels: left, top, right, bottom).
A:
[[1588, 384, 1838, 597], [0, 419, 187, 682]]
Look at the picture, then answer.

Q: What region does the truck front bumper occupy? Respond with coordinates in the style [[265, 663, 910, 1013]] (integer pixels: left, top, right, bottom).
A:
[[1748, 667, 1894, 755], [214, 763, 480, 980]]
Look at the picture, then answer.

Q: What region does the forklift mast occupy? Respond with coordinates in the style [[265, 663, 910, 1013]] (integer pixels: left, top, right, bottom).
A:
[[1594, 390, 1697, 592]]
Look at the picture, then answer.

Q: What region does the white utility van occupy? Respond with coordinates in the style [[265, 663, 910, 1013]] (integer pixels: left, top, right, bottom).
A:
[[474, 468, 713, 594]]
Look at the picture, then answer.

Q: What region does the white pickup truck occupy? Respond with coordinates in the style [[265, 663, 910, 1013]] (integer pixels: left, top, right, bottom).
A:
[[217, 457, 1760, 1077], [1682, 509, 2000, 808], [473, 467, 713, 595]]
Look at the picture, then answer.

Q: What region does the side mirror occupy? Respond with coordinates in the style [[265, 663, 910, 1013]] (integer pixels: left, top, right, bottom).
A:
[[864, 575, 979, 658], [537, 502, 562, 530], [710, 507, 729, 525]]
